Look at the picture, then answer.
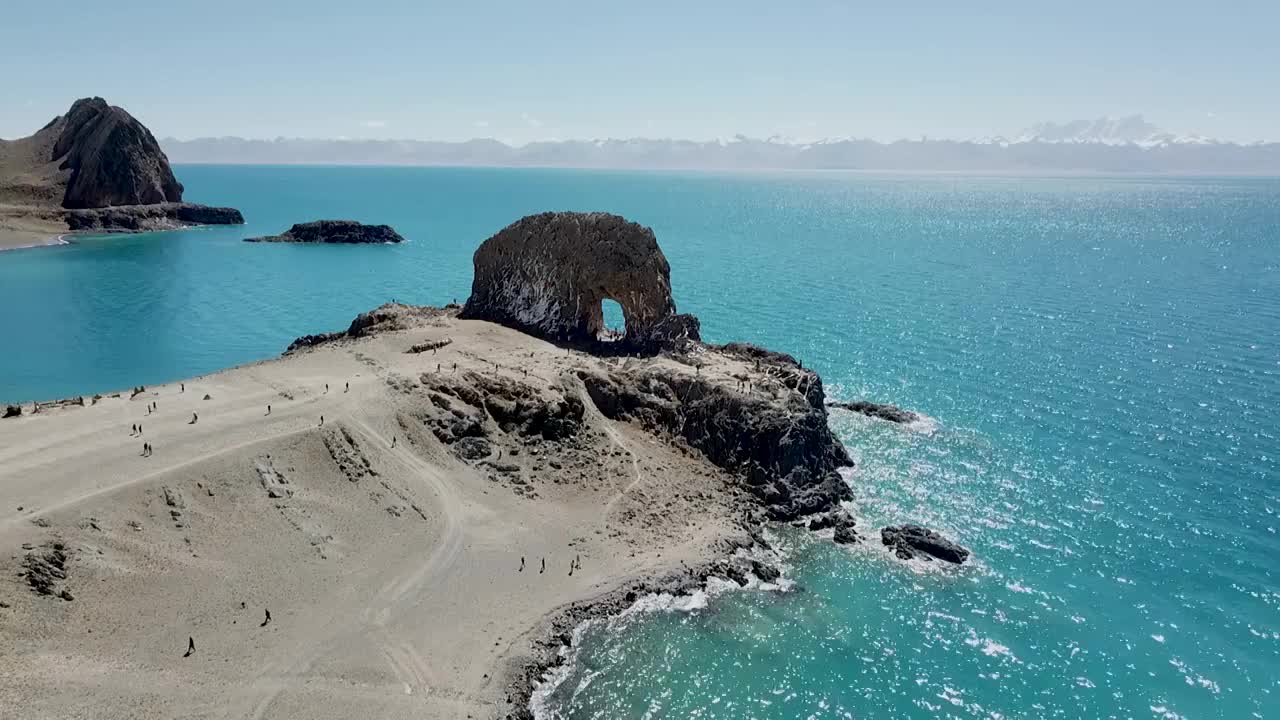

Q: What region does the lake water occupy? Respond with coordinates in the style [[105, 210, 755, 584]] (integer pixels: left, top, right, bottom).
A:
[[1, 167, 1277, 719]]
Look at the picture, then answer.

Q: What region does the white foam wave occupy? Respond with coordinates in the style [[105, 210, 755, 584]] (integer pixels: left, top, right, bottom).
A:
[[529, 557, 794, 718]]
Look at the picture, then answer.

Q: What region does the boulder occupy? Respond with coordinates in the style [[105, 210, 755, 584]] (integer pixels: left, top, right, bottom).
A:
[[880, 524, 970, 564], [459, 212, 700, 353], [2, 405, 20, 418], [245, 220, 404, 244]]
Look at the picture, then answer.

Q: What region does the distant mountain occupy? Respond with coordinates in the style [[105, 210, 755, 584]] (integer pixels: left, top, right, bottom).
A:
[[1014, 115, 1214, 148], [161, 126, 1280, 173]]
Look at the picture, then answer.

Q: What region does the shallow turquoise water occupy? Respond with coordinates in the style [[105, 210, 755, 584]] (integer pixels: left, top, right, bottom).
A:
[[1, 168, 1277, 718]]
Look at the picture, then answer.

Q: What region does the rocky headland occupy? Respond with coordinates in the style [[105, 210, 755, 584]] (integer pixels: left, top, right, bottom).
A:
[[244, 219, 405, 244], [0, 97, 242, 248], [0, 211, 965, 720]]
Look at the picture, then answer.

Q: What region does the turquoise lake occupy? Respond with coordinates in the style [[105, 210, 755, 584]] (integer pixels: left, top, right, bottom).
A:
[[1, 167, 1277, 719]]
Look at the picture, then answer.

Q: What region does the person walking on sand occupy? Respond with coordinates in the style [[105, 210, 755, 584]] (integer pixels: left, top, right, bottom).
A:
[[184, 636, 195, 657], [519, 556, 525, 572], [190, 412, 198, 425], [319, 415, 324, 427], [266, 404, 271, 415], [261, 609, 271, 627], [391, 436, 397, 448], [345, 382, 349, 393], [325, 383, 329, 393], [181, 383, 185, 393], [540, 557, 546, 574], [569, 560, 574, 577]]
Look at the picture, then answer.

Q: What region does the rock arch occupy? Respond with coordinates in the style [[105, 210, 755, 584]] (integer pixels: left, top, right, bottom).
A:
[[460, 212, 700, 352]]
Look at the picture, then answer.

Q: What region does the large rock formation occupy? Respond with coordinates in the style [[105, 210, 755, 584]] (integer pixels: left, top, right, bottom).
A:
[[0, 97, 242, 237], [244, 220, 404, 244], [459, 212, 700, 352]]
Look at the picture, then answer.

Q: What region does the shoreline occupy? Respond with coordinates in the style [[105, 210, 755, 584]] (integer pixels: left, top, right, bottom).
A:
[[0, 304, 849, 719]]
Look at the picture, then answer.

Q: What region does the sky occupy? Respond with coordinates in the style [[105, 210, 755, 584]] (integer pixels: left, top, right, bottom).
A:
[[2, 0, 1278, 144]]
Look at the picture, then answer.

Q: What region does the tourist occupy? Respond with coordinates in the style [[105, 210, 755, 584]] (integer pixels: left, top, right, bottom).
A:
[[266, 404, 271, 415], [345, 382, 349, 393], [540, 557, 546, 574], [261, 609, 271, 627], [184, 636, 195, 657], [319, 415, 324, 427], [519, 556, 525, 572], [190, 412, 198, 424]]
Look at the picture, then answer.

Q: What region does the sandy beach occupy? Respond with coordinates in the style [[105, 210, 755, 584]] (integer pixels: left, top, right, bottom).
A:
[[0, 306, 808, 719]]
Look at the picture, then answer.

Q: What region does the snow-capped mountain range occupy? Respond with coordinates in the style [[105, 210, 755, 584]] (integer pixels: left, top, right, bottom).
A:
[[162, 117, 1278, 172]]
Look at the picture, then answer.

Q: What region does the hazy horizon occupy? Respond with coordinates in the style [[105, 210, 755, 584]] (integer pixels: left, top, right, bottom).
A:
[[4, 0, 1280, 144]]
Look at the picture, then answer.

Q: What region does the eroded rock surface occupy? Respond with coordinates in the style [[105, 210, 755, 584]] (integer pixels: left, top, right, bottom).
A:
[[881, 524, 970, 564], [245, 220, 404, 244], [22, 541, 72, 598], [579, 347, 852, 521], [460, 212, 700, 352]]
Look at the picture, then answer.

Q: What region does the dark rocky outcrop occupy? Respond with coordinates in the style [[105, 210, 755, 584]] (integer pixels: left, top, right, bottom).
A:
[[285, 303, 448, 353], [829, 397, 921, 420], [578, 356, 852, 521], [460, 212, 700, 353], [49, 97, 184, 209], [245, 220, 404, 244], [0, 97, 244, 233], [3, 405, 20, 418], [65, 202, 243, 231], [881, 524, 970, 564], [828, 400, 919, 424], [22, 541, 72, 598]]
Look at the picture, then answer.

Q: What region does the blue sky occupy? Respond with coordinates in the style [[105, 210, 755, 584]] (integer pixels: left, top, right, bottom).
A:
[[2, 0, 1277, 143]]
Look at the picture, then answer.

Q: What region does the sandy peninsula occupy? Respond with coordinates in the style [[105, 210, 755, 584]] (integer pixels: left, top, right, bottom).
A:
[[0, 303, 854, 719]]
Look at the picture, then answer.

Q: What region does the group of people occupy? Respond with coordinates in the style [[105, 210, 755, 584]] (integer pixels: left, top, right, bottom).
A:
[[518, 554, 583, 576]]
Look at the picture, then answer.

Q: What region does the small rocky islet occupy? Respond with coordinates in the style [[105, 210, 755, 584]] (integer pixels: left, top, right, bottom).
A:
[[243, 219, 405, 244]]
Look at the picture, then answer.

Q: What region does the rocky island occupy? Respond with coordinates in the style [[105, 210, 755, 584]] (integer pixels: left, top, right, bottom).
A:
[[244, 219, 405, 244], [0, 211, 962, 720], [0, 97, 243, 248]]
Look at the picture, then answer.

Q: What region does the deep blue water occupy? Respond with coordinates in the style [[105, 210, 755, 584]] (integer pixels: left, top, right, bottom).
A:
[[2, 167, 1277, 719]]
